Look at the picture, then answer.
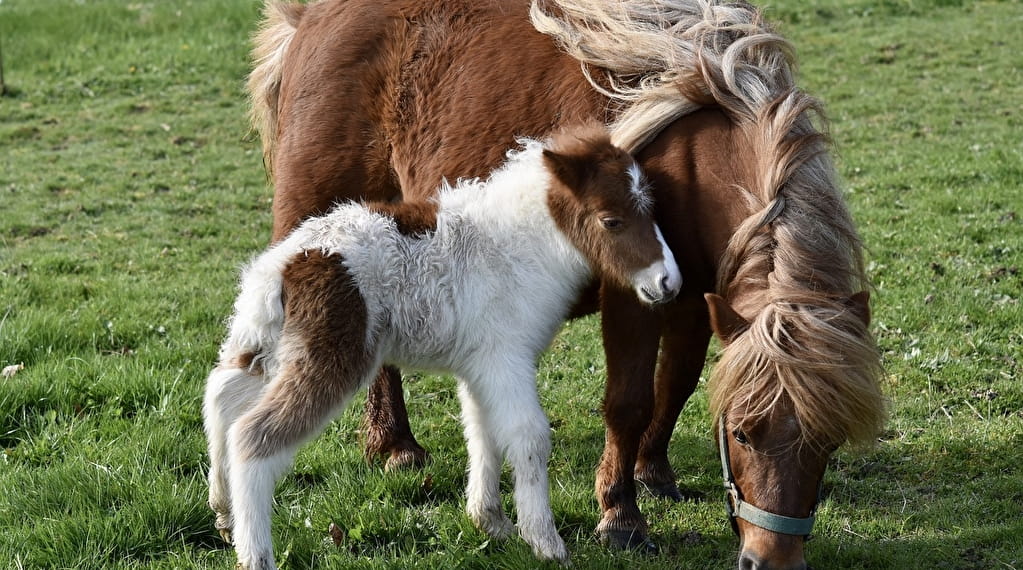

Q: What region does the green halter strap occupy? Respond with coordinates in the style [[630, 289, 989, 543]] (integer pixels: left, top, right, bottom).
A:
[[718, 419, 820, 537]]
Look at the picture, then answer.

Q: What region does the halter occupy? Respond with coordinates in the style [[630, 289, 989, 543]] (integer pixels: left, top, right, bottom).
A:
[[718, 419, 821, 538]]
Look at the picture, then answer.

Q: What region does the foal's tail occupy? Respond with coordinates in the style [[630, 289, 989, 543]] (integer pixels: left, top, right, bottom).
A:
[[248, 1, 305, 178], [221, 243, 296, 369]]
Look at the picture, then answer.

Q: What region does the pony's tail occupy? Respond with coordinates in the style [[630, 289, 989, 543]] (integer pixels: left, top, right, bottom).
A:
[[247, 1, 305, 178]]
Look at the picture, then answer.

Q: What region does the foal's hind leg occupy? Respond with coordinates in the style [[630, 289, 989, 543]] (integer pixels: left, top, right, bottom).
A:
[[227, 338, 378, 570], [228, 250, 378, 570], [203, 355, 268, 542]]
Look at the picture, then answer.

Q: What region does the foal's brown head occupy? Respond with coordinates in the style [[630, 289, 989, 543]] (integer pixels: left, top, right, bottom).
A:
[[542, 126, 681, 305]]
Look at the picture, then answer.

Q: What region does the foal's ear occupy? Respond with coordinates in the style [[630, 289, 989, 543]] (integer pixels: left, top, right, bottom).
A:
[[705, 293, 750, 344], [847, 290, 871, 328], [543, 148, 591, 192]]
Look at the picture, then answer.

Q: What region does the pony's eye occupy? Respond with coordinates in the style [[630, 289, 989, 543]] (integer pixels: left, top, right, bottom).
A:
[[600, 217, 623, 231], [733, 429, 750, 446]]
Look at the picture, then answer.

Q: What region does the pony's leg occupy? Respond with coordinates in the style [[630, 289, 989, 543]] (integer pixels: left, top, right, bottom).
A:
[[635, 299, 712, 500], [456, 382, 514, 539], [203, 360, 267, 542], [362, 365, 429, 470], [594, 285, 662, 551], [460, 366, 568, 562], [267, 23, 429, 474]]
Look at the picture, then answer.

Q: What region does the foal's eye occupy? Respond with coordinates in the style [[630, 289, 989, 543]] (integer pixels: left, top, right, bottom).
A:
[[600, 217, 623, 231], [733, 429, 750, 446]]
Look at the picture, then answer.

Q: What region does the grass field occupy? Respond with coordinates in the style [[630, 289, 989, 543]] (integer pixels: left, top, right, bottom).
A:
[[1, 0, 1021, 568]]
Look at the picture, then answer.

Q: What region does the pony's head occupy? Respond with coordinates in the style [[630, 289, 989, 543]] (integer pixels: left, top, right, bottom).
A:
[[707, 286, 882, 569], [542, 125, 681, 305], [692, 85, 885, 569]]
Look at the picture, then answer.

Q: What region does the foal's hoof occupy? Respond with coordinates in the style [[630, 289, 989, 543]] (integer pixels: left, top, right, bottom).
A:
[[598, 529, 659, 555], [468, 505, 515, 540], [214, 513, 234, 544], [384, 447, 430, 472], [530, 536, 570, 565]]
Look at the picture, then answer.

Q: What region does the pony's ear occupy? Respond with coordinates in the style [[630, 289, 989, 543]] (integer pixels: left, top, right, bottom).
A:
[[705, 293, 750, 344], [543, 148, 590, 192], [847, 290, 871, 328]]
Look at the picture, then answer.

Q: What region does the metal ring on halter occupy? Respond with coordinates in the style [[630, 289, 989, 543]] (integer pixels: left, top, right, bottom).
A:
[[718, 418, 821, 538]]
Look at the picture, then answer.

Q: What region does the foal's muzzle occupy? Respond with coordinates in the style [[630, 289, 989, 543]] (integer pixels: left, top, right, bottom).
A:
[[634, 226, 682, 305], [636, 267, 682, 304]]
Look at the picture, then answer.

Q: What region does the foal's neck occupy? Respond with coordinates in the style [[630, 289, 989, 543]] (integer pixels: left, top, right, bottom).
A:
[[443, 144, 558, 222]]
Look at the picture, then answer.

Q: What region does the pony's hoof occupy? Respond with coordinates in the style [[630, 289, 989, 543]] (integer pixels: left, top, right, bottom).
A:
[[638, 479, 684, 501], [384, 447, 429, 472], [598, 528, 658, 554], [235, 554, 276, 570], [214, 513, 234, 544]]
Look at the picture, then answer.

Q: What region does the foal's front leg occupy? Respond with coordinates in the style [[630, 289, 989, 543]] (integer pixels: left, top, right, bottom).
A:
[[457, 382, 514, 539], [461, 363, 568, 562]]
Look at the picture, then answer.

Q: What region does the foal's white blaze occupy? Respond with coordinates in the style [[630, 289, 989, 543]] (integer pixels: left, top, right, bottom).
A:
[[633, 224, 682, 304], [626, 161, 654, 214], [626, 162, 681, 304]]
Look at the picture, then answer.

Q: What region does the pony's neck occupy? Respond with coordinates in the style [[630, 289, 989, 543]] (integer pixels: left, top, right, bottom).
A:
[[439, 141, 551, 218]]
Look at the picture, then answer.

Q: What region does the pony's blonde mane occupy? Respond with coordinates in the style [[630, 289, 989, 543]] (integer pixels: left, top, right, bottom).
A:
[[531, 0, 885, 447], [530, 0, 794, 152]]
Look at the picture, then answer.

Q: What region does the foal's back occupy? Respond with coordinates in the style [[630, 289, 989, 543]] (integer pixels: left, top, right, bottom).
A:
[[282, 137, 590, 371]]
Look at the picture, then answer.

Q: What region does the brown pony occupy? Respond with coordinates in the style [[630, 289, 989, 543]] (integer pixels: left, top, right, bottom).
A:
[[245, 0, 885, 568]]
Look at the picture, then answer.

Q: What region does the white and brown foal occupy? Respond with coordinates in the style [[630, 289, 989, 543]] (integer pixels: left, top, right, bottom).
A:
[[202, 126, 681, 569]]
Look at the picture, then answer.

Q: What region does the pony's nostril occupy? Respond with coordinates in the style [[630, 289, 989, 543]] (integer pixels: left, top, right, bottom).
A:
[[738, 553, 761, 570], [737, 552, 806, 570], [634, 263, 680, 304]]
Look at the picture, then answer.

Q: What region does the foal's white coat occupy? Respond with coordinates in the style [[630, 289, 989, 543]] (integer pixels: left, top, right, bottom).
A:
[[204, 140, 681, 569]]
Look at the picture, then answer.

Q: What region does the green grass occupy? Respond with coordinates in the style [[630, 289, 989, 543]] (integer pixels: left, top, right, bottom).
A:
[[1, 0, 1021, 568]]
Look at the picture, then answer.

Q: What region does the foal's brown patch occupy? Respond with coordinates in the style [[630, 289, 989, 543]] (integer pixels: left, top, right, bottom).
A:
[[364, 200, 439, 236], [234, 250, 375, 460], [227, 351, 263, 376]]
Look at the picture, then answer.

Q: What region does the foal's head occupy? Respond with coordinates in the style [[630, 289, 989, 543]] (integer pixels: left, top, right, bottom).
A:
[[543, 126, 681, 305]]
